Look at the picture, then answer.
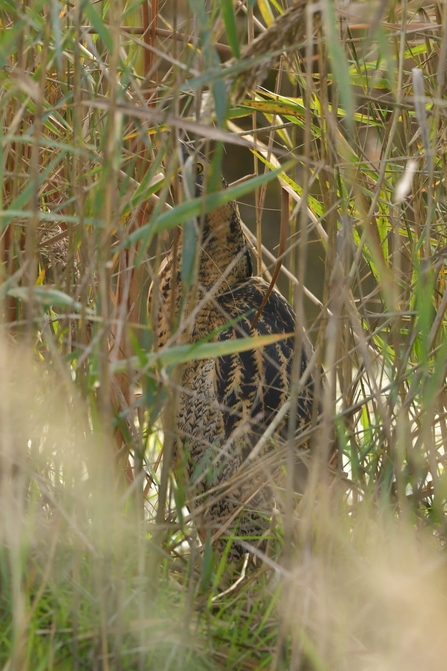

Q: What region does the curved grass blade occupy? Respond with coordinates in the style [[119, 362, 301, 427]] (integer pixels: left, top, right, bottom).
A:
[[125, 161, 293, 248], [113, 331, 293, 372]]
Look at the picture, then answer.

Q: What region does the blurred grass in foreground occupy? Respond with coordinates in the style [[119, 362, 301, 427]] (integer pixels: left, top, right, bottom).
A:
[[2, 337, 447, 670]]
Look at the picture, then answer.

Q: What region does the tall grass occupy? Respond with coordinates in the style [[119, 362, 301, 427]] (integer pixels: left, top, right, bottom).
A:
[[1, 1, 447, 669]]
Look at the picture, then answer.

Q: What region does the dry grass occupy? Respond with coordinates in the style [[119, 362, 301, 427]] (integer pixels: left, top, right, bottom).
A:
[[2, 0, 447, 669]]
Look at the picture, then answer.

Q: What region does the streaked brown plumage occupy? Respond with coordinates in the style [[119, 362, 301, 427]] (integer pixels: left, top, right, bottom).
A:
[[150, 144, 318, 564]]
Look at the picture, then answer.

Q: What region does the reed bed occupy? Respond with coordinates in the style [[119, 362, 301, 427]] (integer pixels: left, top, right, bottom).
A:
[[1, 1, 447, 669]]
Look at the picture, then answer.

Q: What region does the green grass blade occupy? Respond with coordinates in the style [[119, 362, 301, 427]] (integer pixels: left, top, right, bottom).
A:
[[220, 0, 240, 59], [126, 161, 293, 247]]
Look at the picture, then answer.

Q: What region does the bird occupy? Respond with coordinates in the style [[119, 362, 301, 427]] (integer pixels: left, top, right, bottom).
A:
[[149, 142, 324, 568]]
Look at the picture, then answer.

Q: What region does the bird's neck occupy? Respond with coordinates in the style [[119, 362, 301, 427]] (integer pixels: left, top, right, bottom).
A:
[[190, 201, 252, 293], [153, 201, 253, 348]]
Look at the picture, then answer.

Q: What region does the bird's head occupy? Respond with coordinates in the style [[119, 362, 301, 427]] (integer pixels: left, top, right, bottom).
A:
[[178, 141, 225, 199]]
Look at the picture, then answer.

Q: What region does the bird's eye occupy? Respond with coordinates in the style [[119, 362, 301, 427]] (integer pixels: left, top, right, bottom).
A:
[[196, 162, 204, 175]]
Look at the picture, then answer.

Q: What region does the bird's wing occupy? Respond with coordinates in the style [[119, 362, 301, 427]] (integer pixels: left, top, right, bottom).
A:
[[215, 277, 314, 451]]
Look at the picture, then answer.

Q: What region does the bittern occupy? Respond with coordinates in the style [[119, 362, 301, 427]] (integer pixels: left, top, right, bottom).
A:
[[149, 143, 322, 566]]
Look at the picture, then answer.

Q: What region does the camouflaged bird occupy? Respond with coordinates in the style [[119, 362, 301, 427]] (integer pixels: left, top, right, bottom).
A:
[[149, 144, 317, 565]]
